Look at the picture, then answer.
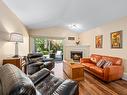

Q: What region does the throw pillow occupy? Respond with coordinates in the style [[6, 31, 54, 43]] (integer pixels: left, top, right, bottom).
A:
[[103, 61, 112, 68], [90, 58, 97, 63], [96, 59, 106, 68]]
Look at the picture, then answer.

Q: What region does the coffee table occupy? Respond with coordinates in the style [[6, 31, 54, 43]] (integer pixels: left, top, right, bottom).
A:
[[63, 59, 84, 81]]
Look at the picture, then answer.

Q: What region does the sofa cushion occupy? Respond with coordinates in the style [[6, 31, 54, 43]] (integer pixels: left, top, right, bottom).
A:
[[90, 57, 97, 63], [0, 64, 37, 95], [90, 66, 104, 77], [36, 74, 64, 94], [90, 54, 102, 63], [96, 59, 106, 68], [103, 61, 112, 68], [82, 63, 96, 69], [102, 56, 122, 65], [53, 80, 78, 95], [29, 68, 50, 85]]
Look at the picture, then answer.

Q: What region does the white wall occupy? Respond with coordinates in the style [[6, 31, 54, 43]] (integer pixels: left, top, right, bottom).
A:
[[29, 27, 78, 52], [79, 17, 127, 75], [0, 1, 29, 65], [29, 27, 85, 59]]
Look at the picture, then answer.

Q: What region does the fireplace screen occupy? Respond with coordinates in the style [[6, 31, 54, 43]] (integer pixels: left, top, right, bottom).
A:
[[71, 51, 83, 61]]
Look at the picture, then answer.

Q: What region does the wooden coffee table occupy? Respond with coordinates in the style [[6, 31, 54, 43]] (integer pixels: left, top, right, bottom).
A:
[[63, 60, 84, 81]]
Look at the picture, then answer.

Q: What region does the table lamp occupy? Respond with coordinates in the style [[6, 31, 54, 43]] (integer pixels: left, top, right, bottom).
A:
[[10, 33, 23, 57]]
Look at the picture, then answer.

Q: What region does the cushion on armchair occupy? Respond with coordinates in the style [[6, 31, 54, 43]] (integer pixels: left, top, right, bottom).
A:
[[27, 53, 43, 63], [53, 80, 78, 95], [28, 53, 43, 58], [9, 84, 37, 95], [29, 68, 50, 85], [0, 64, 79, 95], [0, 80, 2, 95], [0, 64, 38, 95]]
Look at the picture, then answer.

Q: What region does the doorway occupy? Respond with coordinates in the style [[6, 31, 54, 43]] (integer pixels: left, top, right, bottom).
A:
[[34, 37, 63, 61]]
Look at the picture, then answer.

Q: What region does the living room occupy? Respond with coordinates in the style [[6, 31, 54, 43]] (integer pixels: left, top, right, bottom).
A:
[[0, 0, 127, 95]]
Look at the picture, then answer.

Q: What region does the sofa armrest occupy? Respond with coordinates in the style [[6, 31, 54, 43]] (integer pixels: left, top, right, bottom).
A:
[[29, 68, 50, 85], [104, 65, 124, 81], [80, 58, 92, 63], [53, 80, 79, 95]]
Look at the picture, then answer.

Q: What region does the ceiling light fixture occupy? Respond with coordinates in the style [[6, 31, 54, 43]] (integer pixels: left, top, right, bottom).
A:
[[68, 24, 82, 32]]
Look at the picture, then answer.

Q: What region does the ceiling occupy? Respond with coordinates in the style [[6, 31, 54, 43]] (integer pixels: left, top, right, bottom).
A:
[[3, 0, 127, 32]]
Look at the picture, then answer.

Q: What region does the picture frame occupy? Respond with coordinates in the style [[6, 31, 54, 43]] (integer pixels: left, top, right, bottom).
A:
[[111, 31, 122, 48], [95, 35, 103, 48]]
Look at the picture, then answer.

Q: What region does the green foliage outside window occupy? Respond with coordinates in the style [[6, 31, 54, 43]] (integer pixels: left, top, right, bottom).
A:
[[34, 38, 63, 55]]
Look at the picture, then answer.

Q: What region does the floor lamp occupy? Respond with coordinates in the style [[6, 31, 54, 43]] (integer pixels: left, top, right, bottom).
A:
[[10, 33, 23, 57]]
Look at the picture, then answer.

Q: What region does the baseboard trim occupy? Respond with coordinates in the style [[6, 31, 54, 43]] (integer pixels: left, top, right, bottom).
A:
[[122, 73, 127, 81]]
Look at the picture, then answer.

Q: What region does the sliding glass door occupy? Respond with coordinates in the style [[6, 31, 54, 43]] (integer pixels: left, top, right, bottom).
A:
[[34, 37, 63, 60]]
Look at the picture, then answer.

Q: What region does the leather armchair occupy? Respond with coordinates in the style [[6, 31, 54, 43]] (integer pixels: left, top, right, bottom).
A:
[[0, 64, 79, 95], [26, 53, 55, 75]]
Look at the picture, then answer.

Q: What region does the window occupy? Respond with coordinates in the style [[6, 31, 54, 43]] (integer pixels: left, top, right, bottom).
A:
[[34, 38, 63, 55]]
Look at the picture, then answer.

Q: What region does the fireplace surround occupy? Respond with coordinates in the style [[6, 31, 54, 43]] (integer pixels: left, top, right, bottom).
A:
[[64, 45, 90, 60], [71, 51, 83, 61]]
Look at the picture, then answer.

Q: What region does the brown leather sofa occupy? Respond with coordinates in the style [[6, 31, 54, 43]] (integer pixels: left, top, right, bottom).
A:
[[80, 54, 124, 81]]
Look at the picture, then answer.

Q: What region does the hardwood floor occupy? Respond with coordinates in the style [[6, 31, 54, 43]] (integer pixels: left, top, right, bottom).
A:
[[52, 62, 127, 95]]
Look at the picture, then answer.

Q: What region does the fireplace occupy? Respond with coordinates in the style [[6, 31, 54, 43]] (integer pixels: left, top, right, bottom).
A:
[[70, 51, 83, 61]]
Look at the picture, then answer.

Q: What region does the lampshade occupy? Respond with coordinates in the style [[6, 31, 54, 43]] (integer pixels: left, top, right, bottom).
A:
[[10, 33, 23, 42]]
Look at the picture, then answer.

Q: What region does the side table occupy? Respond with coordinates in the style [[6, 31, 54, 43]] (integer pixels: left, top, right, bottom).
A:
[[63, 60, 84, 81], [3, 57, 27, 74]]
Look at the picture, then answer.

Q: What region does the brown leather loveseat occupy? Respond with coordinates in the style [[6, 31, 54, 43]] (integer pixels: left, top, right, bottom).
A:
[[80, 54, 124, 82]]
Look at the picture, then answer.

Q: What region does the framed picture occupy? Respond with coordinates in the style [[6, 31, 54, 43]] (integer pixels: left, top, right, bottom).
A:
[[95, 35, 103, 48], [111, 31, 122, 48]]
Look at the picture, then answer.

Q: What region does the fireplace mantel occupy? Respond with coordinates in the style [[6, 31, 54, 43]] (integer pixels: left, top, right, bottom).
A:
[[64, 45, 90, 60], [64, 45, 90, 47]]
